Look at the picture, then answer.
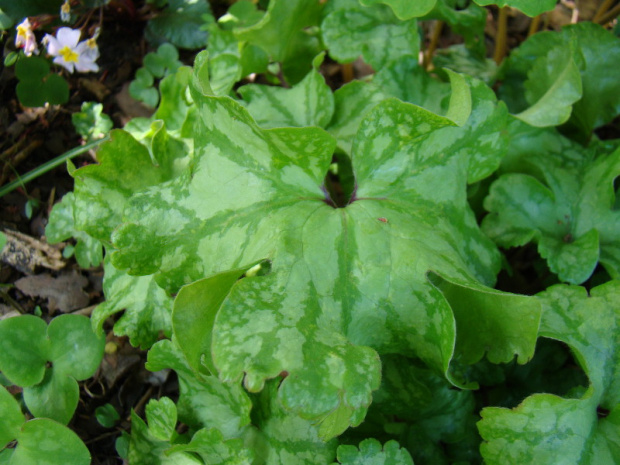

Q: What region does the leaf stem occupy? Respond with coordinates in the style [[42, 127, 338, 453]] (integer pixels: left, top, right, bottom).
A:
[[527, 15, 541, 37], [595, 2, 620, 24], [424, 20, 444, 70], [593, 0, 614, 22], [341, 63, 354, 83], [493, 7, 509, 65], [0, 136, 109, 198]]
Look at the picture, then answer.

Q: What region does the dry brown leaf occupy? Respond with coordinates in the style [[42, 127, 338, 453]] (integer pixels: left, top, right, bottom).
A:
[[15, 271, 90, 313]]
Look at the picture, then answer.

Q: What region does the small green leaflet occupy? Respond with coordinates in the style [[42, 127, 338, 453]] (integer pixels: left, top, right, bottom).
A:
[[0, 315, 104, 424], [0, 389, 90, 465], [478, 281, 620, 464]]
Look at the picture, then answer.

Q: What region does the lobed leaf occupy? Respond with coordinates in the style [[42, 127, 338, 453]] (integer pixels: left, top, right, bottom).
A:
[[478, 281, 620, 464]]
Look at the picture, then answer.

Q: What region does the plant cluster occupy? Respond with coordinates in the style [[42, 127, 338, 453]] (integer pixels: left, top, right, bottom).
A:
[[1, 0, 620, 464]]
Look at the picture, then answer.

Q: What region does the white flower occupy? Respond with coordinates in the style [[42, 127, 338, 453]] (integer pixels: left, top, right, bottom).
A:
[[44, 27, 99, 73], [15, 18, 39, 56], [60, 0, 71, 23]]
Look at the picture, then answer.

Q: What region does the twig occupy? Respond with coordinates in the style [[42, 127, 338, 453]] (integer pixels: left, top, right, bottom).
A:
[[424, 20, 444, 70], [493, 7, 509, 65]]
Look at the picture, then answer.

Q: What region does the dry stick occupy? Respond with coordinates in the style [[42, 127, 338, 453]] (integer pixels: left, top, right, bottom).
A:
[[424, 20, 444, 70], [528, 14, 541, 37], [593, 0, 615, 22], [341, 63, 354, 83], [596, 2, 620, 24], [493, 7, 509, 65]]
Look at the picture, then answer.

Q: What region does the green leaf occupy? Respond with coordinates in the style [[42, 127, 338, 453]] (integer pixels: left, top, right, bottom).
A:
[[0, 315, 48, 387], [95, 403, 120, 428], [359, 0, 436, 19], [143, 43, 182, 78], [92, 255, 173, 349], [514, 46, 582, 127], [423, 1, 487, 51], [46, 192, 103, 269], [8, 419, 90, 465], [15, 57, 69, 107], [129, 67, 159, 107], [473, 0, 555, 17], [332, 438, 414, 464], [0, 315, 104, 424], [238, 54, 335, 128], [72, 102, 114, 142], [482, 145, 620, 284], [146, 0, 212, 49], [0, 386, 23, 449], [500, 23, 620, 141], [146, 339, 253, 438], [321, 1, 419, 69], [478, 281, 620, 464], [234, 0, 322, 64], [0, 0, 62, 21]]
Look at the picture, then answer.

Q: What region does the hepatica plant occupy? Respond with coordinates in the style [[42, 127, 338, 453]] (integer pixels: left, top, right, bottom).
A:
[[19, 0, 620, 463]]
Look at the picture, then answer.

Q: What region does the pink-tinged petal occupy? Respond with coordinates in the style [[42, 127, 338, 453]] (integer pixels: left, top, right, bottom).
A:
[[75, 59, 99, 73], [53, 55, 74, 73], [56, 27, 81, 48], [77, 40, 99, 61], [45, 34, 61, 56]]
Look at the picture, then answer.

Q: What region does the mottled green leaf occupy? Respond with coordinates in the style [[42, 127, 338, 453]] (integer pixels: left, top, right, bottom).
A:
[[46, 192, 103, 269], [328, 60, 506, 183], [107, 74, 532, 435], [92, 255, 173, 349], [433, 44, 497, 85], [321, 0, 419, 69], [479, 281, 620, 464], [167, 428, 254, 464], [8, 419, 90, 465], [365, 355, 480, 464], [72, 129, 188, 244], [0, 315, 104, 424], [146, 398, 177, 442], [514, 46, 582, 127], [423, 1, 487, 50], [473, 0, 555, 16], [0, 386, 23, 448], [500, 23, 620, 141], [146, 339, 253, 438], [238, 54, 335, 128], [359, 0, 436, 19], [332, 438, 413, 464], [249, 379, 339, 463], [129, 406, 200, 465], [483, 145, 620, 284], [71, 102, 113, 143]]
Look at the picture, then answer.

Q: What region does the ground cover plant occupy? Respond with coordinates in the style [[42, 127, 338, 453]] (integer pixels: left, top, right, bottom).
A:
[[0, 0, 619, 464]]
